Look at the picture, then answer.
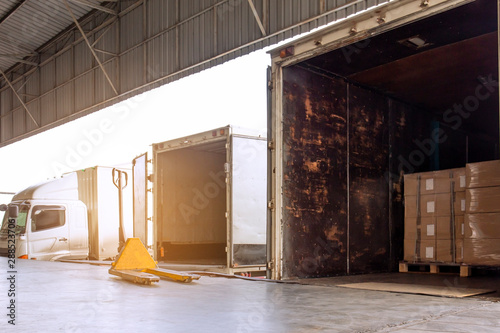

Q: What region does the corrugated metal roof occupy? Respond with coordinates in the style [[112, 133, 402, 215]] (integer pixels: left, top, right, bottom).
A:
[[0, 0, 392, 147], [0, 0, 105, 73]]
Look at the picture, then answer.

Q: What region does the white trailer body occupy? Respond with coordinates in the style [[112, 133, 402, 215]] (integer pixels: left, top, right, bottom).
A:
[[152, 125, 267, 274], [0, 166, 132, 261]]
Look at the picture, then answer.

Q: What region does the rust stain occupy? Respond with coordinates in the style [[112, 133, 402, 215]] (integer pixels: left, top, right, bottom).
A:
[[304, 160, 320, 173], [352, 251, 364, 259], [330, 114, 346, 122], [325, 225, 343, 242], [364, 215, 372, 236], [289, 126, 296, 141], [304, 94, 314, 117]]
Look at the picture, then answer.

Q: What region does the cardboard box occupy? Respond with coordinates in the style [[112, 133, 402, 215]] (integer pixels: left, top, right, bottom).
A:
[[405, 215, 464, 240], [405, 192, 465, 218], [466, 187, 500, 213], [464, 213, 500, 239], [405, 168, 465, 196], [466, 160, 500, 188], [404, 239, 455, 262], [450, 168, 466, 192], [463, 239, 500, 265]]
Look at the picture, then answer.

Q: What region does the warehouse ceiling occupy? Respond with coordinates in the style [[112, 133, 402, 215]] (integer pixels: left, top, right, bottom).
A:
[[0, 0, 94, 73], [303, 0, 498, 138], [0, 0, 391, 147]]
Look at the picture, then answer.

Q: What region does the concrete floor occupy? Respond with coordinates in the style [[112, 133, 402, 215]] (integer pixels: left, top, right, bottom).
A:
[[0, 258, 499, 332], [297, 269, 500, 300]]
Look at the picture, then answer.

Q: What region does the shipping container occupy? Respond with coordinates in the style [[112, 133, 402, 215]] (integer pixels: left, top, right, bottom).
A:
[[151, 126, 267, 274], [268, 0, 499, 279]]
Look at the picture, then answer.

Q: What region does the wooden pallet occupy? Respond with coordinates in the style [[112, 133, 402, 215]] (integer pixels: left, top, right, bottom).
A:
[[399, 261, 471, 277]]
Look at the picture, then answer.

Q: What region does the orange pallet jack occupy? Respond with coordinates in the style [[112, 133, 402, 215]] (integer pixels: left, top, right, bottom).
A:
[[108, 238, 201, 285]]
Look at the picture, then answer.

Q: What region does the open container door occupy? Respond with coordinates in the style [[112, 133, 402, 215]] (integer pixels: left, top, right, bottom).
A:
[[266, 65, 274, 279], [153, 128, 229, 266], [269, 0, 499, 280], [230, 135, 267, 267], [133, 153, 148, 247]]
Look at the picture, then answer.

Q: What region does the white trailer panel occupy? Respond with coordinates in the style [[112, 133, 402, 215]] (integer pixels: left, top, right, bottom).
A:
[[231, 135, 267, 265], [76, 167, 133, 260]]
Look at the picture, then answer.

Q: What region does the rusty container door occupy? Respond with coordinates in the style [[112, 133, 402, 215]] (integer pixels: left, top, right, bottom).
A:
[[280, 64, 447, 279], [347, 85, 390, 274], [282, 65, 348, 279]]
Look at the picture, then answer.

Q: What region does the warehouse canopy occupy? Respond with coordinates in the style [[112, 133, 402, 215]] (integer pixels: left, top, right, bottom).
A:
[[0, 0, 391, 147]]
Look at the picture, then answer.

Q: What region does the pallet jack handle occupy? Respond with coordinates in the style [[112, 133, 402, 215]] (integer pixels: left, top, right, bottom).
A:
[[112, 168, 128, 253]]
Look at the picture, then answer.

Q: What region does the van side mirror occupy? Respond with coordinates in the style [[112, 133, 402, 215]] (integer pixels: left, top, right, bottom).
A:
[[8, 205, 18, 218]]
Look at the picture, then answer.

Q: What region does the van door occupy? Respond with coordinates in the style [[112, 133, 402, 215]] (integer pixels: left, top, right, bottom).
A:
[[68, 202, 89, 259], [230, 135, 267, 266], [133, 153, 148, 246], [28, 205, 69, 260]]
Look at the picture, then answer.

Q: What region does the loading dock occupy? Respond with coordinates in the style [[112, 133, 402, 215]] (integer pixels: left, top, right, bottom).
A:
[[268, 0, 499, 280], [2, 257, 500, 332]]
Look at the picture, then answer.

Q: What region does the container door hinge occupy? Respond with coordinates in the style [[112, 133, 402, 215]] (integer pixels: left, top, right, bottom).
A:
[[268, 140, 275, 150], [267, 79, 273, 90], [267, 261, 274, 270], [267, 200, 274, 210]]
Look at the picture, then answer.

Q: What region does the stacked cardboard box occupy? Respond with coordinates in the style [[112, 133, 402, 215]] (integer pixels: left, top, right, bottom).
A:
[[463, 160, 500, 265], [404, 168, 466, 263]]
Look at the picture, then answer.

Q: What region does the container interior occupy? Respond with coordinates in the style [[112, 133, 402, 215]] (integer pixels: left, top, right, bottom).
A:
[[156, 140, 227, 265]]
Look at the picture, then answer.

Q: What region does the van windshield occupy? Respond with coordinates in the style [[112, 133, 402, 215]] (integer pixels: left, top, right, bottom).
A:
[[0, 204, 30, 235]]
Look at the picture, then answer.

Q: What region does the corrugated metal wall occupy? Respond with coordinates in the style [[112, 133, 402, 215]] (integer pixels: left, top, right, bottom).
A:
[[0, 0, 389, 147]]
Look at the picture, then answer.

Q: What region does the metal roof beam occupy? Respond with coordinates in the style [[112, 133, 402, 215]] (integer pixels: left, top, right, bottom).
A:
[[93, 48, 117, 57], [91, 24, 113, 47], [247, 0, 267, 36], [0, 68, 39, 127], [7, 59, 37, 67], [0, 55, 38, 67], [0, 53, 36, 58], [66, 0, 117, 15], [63, 0, 118, 95]]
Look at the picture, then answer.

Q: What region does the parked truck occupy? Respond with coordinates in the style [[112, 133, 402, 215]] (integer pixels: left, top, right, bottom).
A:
[[146, 125, 268, 274], [0, 166, 132, 261]]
